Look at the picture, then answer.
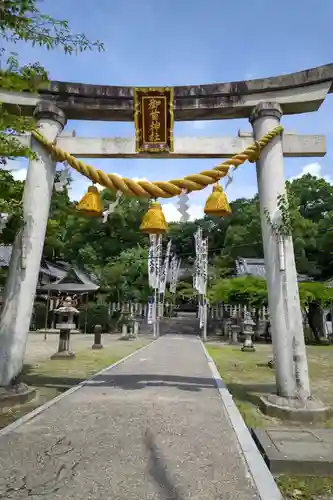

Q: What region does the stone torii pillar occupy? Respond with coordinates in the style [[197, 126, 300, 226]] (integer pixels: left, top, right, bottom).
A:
[[0, 102, 66, 388], [250, 103, 311, 402]]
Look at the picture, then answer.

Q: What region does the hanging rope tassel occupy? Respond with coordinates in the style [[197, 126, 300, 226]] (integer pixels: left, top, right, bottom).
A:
[[76, 185, 104, 217], [204, 184, 231, 217], [140, 201, 168, 234]]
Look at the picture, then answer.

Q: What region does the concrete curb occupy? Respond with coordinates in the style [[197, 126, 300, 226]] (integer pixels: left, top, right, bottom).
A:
[[0, 340, 155, 439], [201, 341, 284, 500]]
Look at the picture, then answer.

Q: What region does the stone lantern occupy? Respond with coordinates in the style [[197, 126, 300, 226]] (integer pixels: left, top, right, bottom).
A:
[[51, 296, 79, 359], [241, 312, 256, 352]]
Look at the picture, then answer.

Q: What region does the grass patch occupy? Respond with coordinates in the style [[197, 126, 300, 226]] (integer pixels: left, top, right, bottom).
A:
[[207, 343, 333, 429], [207, 343, 333, 499], [207, 344, 277, 428], [276, 475, 333, 500], [0, 338, 151, 430]]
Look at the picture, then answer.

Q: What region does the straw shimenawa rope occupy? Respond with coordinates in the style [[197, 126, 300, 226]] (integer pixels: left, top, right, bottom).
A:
[[31, 125, 283, 199]]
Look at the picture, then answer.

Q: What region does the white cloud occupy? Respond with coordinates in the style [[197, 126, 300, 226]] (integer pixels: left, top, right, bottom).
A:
[[289, 162, 332, 184], [12, 168, 27, 182], [132, 176, 149, 182], [163, 202, 204, 222], [6, 159, 28, 182]]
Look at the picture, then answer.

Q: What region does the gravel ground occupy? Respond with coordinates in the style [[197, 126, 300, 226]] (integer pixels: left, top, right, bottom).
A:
[[0, 335, 262, 500]]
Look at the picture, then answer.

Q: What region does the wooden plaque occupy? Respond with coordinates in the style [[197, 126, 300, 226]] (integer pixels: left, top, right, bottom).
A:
[[134, 87, 174, 153]]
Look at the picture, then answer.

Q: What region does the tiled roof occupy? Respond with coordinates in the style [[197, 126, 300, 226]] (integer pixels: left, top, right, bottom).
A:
[[235, 257, 313, 282], [0, 245, 99, 292], [41, 267, 99, 292]]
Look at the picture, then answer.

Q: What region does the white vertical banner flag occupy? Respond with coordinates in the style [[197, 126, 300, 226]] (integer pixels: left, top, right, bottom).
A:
[[199, 237, 208, 295], [155, 235, 162, 290], [170, 257, 181, 294], [159, 239, 172, 294], [193, 227, 203, 292], [174, 258, 181, 293], [199, 303, 204, 328], [193, 230, 198, 290], [148, 234, 157, 288], [169, 255, 176, 293], [147, 300, 154, 325], [155, 235, 162, 323]]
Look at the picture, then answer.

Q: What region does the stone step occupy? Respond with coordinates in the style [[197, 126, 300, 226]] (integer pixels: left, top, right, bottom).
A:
[[160, 319, 199, 335]]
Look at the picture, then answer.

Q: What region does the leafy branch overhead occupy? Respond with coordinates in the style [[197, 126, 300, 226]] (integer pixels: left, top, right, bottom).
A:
[[0, 0, 104, 160]]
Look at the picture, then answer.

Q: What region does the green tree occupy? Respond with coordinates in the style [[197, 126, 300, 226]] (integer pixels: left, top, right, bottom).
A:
[[0, 168, 24, 244], [209, 276, 268, 308], [168, 220, 200, 263], [299, 282, 333, 343], [222, 196, 263, 259], [287, 174, 333, 222], [176, 281, 197, 303], [98, 246, 149, 303], [211, 251, 235, 279], [43, 182, 74, 259], [1, 0, 103, 160], [207, 176, 333, 281], [285, 186, 320, 277], [316, 211, 333, 279], [61, 190, 150, 267]]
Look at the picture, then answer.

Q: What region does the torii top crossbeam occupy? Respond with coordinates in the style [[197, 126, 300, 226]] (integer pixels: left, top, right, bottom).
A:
[[1, 63, 333, 121]]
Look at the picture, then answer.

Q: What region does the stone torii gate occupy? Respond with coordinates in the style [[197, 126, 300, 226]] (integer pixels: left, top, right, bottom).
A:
[[1, 63, 333, 420], [15, 128, 326, 159]]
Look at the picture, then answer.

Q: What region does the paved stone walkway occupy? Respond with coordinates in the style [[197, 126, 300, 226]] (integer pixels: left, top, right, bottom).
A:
[[0, 336, 276, 499]]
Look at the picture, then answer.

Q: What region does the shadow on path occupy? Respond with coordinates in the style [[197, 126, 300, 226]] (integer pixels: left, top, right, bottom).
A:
[[21, 370, 217, 393], [227, 382, 276, 406], [145, 429, 185, 500]]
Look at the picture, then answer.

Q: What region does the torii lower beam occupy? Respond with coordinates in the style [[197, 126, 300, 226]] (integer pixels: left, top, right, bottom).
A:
[[17, 132, 326, 158]]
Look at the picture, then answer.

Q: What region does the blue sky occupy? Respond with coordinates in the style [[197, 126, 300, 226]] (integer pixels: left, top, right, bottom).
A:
[[7, 0, 333, 220]]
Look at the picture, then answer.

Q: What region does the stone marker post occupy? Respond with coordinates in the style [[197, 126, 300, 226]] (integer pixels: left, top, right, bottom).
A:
[[92, 324, 103, 349]]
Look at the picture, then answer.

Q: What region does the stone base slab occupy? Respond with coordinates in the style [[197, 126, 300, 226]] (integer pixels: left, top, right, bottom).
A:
[[241, 345, 256, 352], [0, 383, 36, 409], [92, 344, 103, 349], [260, 394, 331, 423], [252, 427, 333, 476], [50, 351, 76, 360]]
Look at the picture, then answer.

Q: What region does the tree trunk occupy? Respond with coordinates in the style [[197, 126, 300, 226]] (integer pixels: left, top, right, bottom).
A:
[[307, 302, 324, 343]]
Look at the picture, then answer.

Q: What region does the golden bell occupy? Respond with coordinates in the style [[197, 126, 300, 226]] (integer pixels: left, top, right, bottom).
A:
[[140, 201, 168, 234], [204, 184, 232, 217], [76, 185, 103, 217]]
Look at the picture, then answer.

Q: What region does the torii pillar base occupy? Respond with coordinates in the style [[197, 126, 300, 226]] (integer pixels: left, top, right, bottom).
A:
[[0, 382, 36, 409], [259, 394, 331, 423]]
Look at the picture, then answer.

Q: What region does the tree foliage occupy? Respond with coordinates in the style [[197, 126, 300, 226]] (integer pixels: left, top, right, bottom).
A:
[[209, 275, 333, 310], [0, 0, 104, 159], [207, 175, 333, 281], [1, 170, 333, 308], [97, 246, 150, 303], [209, 276, 268, 308], [299, 282, 333, 308]]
